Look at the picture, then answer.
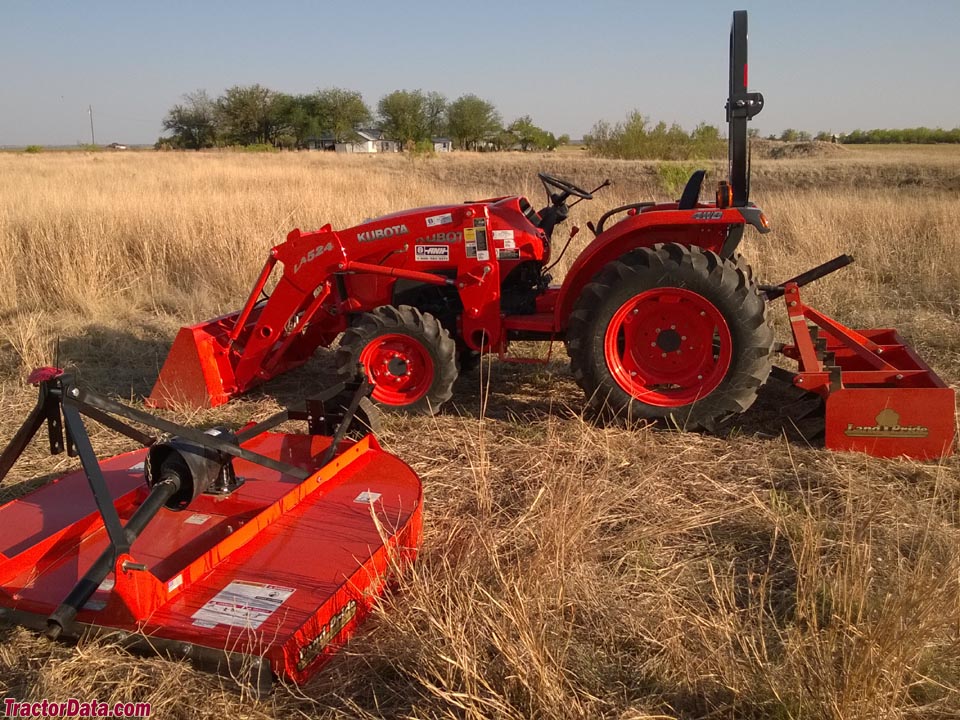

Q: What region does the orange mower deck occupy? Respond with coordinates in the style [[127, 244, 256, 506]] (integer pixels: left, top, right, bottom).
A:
[[0, 372, 421, 689]]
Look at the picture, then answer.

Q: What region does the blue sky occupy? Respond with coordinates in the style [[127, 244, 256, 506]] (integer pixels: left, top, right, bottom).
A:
[[1, 0, 958, 145]]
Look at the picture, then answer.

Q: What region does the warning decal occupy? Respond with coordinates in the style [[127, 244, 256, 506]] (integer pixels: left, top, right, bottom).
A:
[[475, 228, 489, 261], [354, 490, 382, 504], [426, 212, 453, 227], [192, 580, 295, 629]]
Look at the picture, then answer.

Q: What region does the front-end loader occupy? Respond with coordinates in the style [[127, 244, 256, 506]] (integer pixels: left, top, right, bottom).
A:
[[149, 12, 955, 460]]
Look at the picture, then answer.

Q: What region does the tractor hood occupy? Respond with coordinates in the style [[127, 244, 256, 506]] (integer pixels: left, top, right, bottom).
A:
[[341, 195, 542, 247]]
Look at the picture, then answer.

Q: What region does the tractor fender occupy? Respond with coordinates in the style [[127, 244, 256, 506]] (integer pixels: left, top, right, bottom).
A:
[[553, 209, 744, 331]]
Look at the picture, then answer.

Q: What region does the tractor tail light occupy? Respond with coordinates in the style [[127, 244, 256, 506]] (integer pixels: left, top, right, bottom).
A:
[[716, 181, 732, 209]]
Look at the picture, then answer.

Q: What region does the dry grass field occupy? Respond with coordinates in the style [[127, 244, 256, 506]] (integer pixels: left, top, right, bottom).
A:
[[0, 147, 958, 719]]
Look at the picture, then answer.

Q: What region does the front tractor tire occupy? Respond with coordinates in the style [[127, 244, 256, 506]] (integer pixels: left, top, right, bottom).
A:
[[567, 243, 774, 429], [336, 305, 458, 415]]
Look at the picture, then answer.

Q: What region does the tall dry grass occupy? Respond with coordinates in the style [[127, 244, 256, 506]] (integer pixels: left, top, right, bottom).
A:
[[0, 148, 957, 719], [2, 150, 958, 318]]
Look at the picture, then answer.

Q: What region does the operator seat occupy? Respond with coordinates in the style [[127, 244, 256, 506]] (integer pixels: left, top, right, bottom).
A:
[[677, 169, 706, 210]]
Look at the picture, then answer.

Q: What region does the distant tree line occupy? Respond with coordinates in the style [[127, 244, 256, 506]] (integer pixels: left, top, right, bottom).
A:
[[159, 85, 569, 152], [584, 112, 726, 160], [838, 127, 960, 144], [771, 127, 960, 144], [582, 111, 960, 160]]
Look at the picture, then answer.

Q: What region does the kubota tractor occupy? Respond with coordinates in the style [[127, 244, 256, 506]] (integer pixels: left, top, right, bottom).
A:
[[150, 11, 956, 459]]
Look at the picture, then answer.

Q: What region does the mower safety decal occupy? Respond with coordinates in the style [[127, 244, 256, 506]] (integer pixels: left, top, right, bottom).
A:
[[496, 248, 520, 260], [415, 245, 449, 262], [192, 580, 295, 630], [492, 229, 514, 241], [354, 490, 382, 504], [425, 212, 453, 227], [83, 577, 115, 610], [465, 243, 477, 258]]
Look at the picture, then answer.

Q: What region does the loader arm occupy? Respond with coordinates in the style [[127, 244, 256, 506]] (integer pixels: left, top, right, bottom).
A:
[[149, 227, 350, 408], [149, 226, 460, 409]]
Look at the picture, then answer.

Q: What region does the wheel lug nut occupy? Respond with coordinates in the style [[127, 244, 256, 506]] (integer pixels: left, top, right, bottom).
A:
[[670, 325, 676, 330], [661, 352, 667, 358]]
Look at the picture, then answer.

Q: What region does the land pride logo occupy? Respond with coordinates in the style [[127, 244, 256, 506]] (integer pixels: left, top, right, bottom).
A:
[[844, 408, 929, 438]]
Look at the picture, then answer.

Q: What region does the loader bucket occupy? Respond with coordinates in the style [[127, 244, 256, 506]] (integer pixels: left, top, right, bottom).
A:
[[148, 313, 239, 409]]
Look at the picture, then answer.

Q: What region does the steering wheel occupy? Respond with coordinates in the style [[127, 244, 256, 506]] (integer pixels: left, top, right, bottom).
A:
[[537, 172, 594, 201]]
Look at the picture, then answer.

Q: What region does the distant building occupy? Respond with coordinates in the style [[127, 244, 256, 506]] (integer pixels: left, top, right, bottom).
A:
[[301, 133, 336, 151], [432, 137, 452, 152], [303, 129, 399, 153], [335, 129, 398, 153]]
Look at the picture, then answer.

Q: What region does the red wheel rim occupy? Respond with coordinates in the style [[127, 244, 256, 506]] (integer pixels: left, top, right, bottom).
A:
[[359, 333, 435, 405], [603, 288, 732, 407]]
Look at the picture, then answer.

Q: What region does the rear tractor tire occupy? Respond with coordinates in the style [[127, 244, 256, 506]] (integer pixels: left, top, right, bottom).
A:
[[336, 305, 458, 415], [566, 243, 774, 430]]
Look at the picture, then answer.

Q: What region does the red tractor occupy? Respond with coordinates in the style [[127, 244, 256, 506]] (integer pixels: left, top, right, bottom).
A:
[[150, 12, 955, 459]]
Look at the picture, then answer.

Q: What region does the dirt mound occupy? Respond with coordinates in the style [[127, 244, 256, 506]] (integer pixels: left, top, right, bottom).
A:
[[752, 139, 848, 159]]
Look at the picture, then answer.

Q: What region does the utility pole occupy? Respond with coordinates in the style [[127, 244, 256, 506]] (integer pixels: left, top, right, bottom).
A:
[[88, 105, 96, 146]]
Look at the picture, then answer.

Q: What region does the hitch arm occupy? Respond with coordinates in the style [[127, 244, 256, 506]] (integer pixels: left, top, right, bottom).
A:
[[761, 254, 854, 301]]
